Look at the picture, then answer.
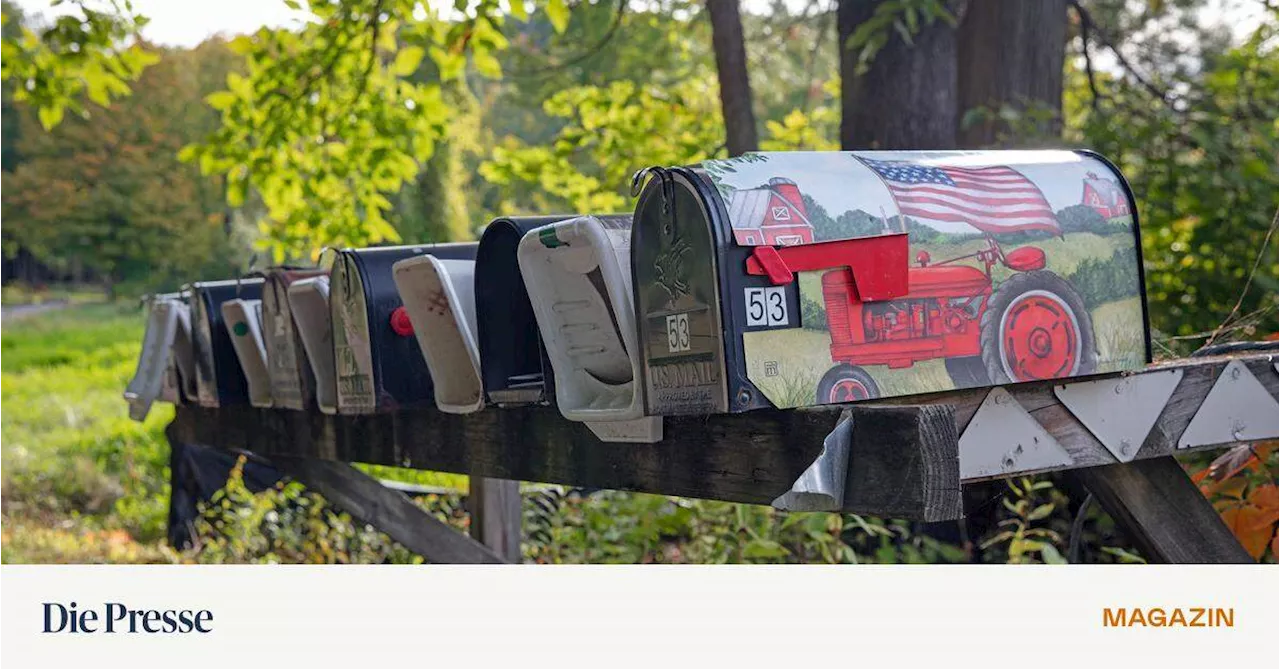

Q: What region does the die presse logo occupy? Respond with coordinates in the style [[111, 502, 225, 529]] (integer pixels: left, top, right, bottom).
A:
[[42, 602, 213, 634]]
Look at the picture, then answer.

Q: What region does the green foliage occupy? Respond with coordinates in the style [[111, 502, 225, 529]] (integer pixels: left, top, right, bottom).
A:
[[1068, 246, 1142, 309], [481, 78, 725, 213], [185, 458, 433, 564], [2, 40, 250, 294], [181, 0, 553, 258], [842, 0, 955, 76], [1055, 204, 1129, 236], [0, 0, 157, 129], [1064, 6, 1279, 341]]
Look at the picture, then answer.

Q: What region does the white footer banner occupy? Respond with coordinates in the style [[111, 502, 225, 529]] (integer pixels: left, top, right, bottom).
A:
[[2, 565, 1276, 667]]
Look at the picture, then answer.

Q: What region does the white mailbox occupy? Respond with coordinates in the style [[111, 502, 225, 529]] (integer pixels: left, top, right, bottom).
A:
[[288, 276, 338, 414], [392, 255, 483, 414], [517, 215, 661, 443], [221, 298, 272, 408]]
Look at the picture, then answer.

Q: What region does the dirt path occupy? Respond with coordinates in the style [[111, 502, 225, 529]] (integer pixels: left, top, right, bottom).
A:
[[1, 300, 70, 322]]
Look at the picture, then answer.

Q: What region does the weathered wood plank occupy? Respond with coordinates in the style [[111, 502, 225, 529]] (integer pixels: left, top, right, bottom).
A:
[[1069, 457, 1254, 564], [166, 351, 1277, 510], [844, 404, 962, 521], [469, 478, 522, 563], [267, 455, 506, 564]]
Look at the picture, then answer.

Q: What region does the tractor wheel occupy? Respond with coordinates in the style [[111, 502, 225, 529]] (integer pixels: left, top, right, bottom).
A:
[[944, 356, 991, 389], [980, 270, 1096, 384], [816, 364, 881, 404]]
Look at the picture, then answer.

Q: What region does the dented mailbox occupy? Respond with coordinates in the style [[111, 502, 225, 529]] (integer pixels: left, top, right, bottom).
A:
[[330, 243, 478, 414], [262, 268, 327, 410], [630, 150, 1148, 413], [518, 215, 662, 443], [475, 216, 570, 407], [189, 278, 265, 407]]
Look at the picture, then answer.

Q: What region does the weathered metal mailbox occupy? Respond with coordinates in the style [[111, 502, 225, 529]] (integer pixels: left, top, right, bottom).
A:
[[287, 275, 338, 414], [474, 216, 570, 407], [221, 298, 272, 408], [125, 293, 183, 420], [630, 150, 1148, 413], [162, 294, 197, 405], [262, 268, 327, 410], [330, 243, 478, 414], [189, 278, 265, 407], [517, 215, 662, 442]]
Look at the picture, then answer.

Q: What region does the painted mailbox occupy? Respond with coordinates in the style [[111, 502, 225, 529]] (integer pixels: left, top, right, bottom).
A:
[[189, 278, 265, 407], [262, 268, 327, 410], [630, 150, 1148, 413], [518, 215, 663, 442], [330, 243, 478, 414], [475, 216, 572, 407]]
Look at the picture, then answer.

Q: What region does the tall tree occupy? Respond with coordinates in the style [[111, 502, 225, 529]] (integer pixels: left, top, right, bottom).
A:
[[957, 0, 1068, 147], [838, 0, 959, 150], [707, 0, 759, 155]]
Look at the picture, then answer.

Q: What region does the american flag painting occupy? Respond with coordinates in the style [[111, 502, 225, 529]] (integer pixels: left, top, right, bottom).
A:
[[859, 158, 1061, 235]]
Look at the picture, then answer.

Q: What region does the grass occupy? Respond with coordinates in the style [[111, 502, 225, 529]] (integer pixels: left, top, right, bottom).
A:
[[2, 301, 176, 562]]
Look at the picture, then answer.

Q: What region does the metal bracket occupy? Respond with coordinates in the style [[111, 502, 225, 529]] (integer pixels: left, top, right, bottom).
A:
[[959, 387, 1073, 479], [1053, 369, 1183, 463], [1178, 359, 1279, 449]]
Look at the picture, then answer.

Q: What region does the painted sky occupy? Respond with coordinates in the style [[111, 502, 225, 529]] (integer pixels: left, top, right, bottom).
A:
[[707, 150, 1126, 235]]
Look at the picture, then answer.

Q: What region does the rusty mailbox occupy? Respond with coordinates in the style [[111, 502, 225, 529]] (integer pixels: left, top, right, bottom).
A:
[[330, 243, 478, 414], [189, 278, 265, 407], [629, 150, 1148, 413], [261, 268, 327, 410]]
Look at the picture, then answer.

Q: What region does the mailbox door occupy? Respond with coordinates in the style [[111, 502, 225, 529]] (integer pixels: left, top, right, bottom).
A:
[[288, 276, 338, 414], [475, 216, 568, 406], [632, 170, 733, 416], [264, 269, 325, 410]]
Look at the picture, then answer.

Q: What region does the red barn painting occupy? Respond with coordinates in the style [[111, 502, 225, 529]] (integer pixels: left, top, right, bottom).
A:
[[727, 177, 816, 246], [1081, 172, 1131, 219]]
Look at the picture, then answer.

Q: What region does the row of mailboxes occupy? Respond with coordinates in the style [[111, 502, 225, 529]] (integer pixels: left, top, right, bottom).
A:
[[128, 150, 1149, 444]]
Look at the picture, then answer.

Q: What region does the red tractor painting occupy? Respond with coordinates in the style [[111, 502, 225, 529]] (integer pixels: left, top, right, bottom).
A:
[[814, 159, 1098, 403]]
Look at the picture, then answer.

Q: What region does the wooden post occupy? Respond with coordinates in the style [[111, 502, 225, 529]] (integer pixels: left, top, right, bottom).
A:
[[844, 404, 963, 521], [469, 477, 522, 564], [1069, 457, 1253, 564]]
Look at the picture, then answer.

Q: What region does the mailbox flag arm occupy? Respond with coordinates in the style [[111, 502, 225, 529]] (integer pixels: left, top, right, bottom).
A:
[[744, 233, 910, 301]]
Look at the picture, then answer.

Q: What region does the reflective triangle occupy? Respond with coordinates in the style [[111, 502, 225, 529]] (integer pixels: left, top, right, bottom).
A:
[[959, 388, 1073, 479], [1178, 360, 1279, 449], [1054, 369, 1183, 462]]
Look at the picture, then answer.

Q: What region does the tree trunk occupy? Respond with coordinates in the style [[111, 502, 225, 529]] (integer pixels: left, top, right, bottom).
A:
[[956, 0, 1068, 147], [838, 0, 958, 150], [707, 0, 759, 156]]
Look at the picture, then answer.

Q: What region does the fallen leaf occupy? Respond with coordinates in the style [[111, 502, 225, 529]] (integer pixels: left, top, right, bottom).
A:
[[1220, 505, 1272, 559]]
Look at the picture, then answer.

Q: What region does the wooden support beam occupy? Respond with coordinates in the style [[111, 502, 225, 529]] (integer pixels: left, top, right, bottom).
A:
[[165, 351, 1277, 514], [267, 455, 506, 564], [468, 477, 522, 563], [844, 404, 962, 521], [1069, 457, 1253, 564]]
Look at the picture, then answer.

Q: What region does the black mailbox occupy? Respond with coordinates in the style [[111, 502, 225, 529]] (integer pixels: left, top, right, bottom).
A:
[[475, 216, 570, 407], [190, 278, 264, 407], [330, 243, 478, 414], [262, 268, 327, 410]]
